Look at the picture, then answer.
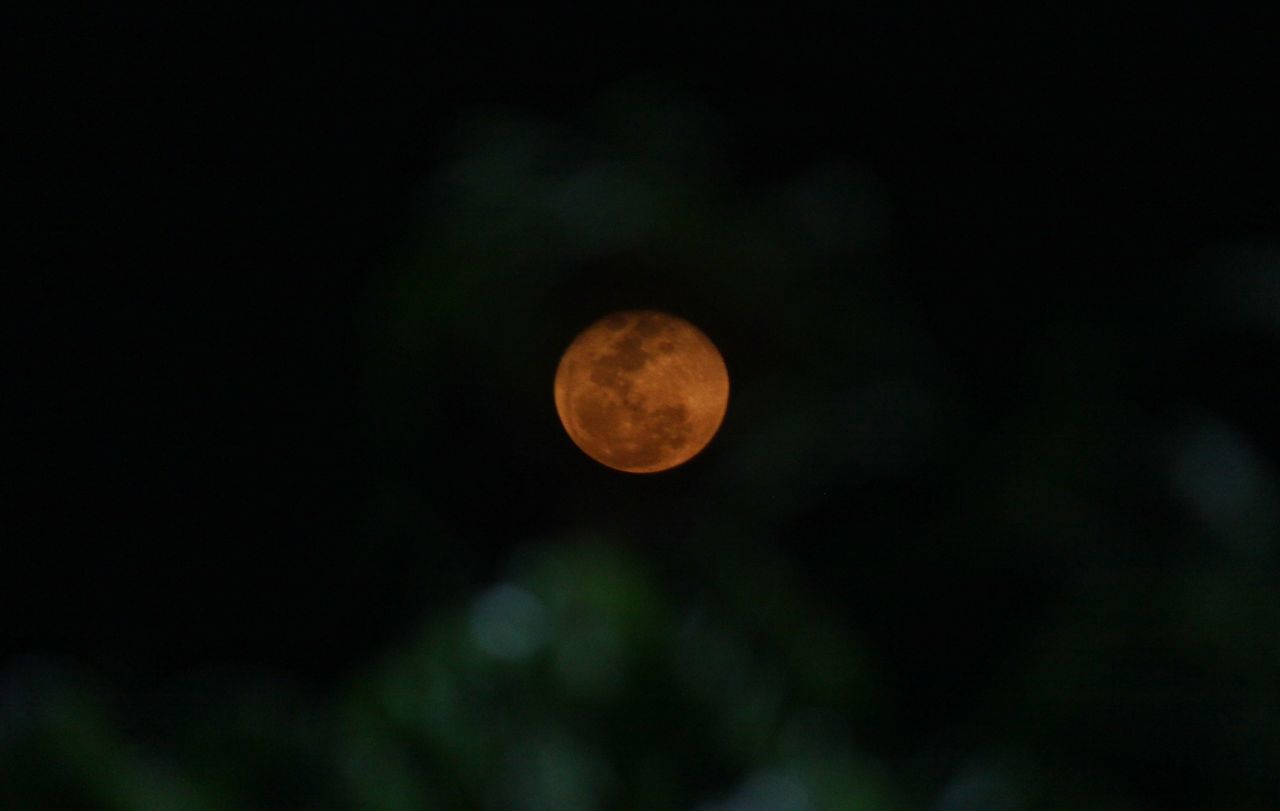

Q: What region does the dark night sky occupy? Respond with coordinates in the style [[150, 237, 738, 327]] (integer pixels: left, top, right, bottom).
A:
[[12, 7, 1280, 695]]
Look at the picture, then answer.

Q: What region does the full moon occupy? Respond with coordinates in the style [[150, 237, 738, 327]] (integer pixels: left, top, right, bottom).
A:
[[554, 310, 729, 473]]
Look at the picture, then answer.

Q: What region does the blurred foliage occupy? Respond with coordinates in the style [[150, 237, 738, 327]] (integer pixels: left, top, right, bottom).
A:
[[6, 89, 1280, 810]]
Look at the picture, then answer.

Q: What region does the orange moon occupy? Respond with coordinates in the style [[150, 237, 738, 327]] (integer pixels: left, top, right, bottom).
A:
[[554, 310, 729, 473]]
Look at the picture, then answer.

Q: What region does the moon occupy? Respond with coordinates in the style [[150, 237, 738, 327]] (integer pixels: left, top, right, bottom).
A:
[[554, 310, 729, 473]]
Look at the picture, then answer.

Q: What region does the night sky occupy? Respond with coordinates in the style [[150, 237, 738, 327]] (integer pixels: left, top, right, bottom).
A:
[[11, 9, 1280, 808]]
